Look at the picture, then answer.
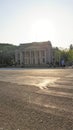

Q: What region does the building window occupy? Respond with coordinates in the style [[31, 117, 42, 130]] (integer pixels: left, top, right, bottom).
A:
[[36, 51, 39, 57], [41, 50, 45, 56], [25, 59, 27, 64], [42, 58, 45, 63], [33, 58, 35, 64], [18, 53, 20, 59], [22, 51, 25, 56], [28, 59, 30, 64], [31, 51, 34, 57], [18, 60, 20, 64], [26, 51, 30, 57], [38, 58, 40, 64]]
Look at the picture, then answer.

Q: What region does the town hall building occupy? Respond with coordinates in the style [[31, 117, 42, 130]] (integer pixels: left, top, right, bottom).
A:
[[15, 41, 53, 67]]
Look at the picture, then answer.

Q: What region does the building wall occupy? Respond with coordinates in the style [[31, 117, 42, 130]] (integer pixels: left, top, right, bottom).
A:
[[15, 41, 52, 67]]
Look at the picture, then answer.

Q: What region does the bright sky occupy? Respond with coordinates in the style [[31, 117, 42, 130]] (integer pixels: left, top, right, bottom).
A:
[[0, 0, 73, 48]]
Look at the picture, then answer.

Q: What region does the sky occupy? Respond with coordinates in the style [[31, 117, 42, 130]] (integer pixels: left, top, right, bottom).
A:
[[0, 0, 73, 48]]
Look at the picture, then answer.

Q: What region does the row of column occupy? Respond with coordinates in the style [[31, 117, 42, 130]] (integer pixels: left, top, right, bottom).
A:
[[20, 50, 46, 65]]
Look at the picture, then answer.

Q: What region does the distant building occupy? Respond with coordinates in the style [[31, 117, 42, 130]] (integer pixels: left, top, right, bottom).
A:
[[15, 41, 53, 67]]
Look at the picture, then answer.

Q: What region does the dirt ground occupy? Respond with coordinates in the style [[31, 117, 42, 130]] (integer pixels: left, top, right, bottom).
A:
[[0, 68, 73, 130]]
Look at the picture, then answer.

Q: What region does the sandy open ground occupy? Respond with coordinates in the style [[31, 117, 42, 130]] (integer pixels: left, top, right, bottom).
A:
[[0, 68, 73, 130]]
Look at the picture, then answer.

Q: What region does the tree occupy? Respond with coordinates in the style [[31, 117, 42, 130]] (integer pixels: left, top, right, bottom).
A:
[[67, 50, 73, 65], [70, 44, 73, 50], [53, 47, 73, 67], [0, 43, 17, 67], [53, 47, 62, 67]]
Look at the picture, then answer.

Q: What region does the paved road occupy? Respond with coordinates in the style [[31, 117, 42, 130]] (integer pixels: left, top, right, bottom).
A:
[[0, 69, 73, 130]]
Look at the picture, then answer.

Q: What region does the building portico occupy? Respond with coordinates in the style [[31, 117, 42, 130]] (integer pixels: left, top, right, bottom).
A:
[[15, 41, 52, 67]]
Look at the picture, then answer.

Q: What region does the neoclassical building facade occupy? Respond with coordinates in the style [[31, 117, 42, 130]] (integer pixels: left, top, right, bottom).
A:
[[15, 41, 53, 67]]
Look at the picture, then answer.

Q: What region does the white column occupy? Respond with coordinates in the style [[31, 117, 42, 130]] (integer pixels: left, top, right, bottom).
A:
[[45, 50, 46, 64], [25, 51, 26, 64], [34, 50, 37, 64], [35, 50, 38, 64], [39, 50, 41, 64], [30, 50, 31, 64]]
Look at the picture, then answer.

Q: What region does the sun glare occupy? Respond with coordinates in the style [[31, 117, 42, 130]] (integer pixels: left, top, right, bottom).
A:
[[30, 19, 56, 42]]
